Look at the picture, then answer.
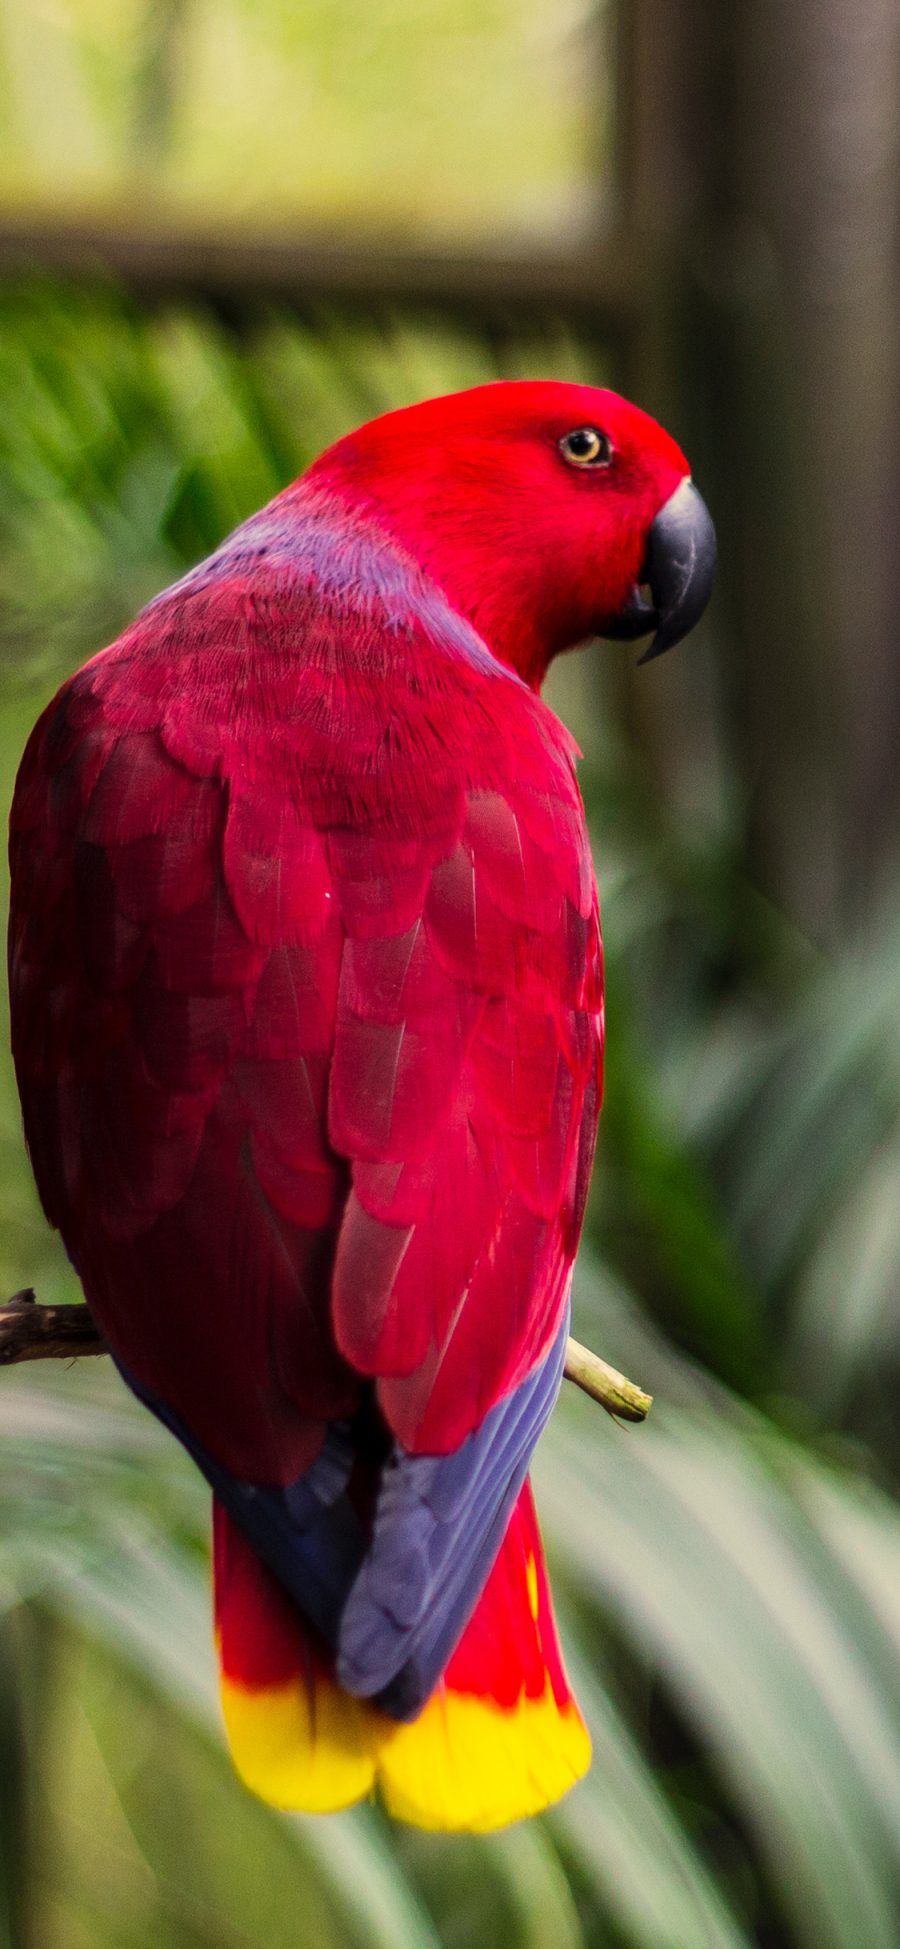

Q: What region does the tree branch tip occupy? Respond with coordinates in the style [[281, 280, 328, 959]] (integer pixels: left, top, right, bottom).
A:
[[564, 1334, 652, 1422]]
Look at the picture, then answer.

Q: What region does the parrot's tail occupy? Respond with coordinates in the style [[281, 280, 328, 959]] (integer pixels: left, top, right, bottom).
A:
[[213, 1481, 590, 1831]]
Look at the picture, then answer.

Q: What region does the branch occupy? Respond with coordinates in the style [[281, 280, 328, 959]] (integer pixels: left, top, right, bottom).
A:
[[563, 1336, 652, 1422], [0, 1289, 106, 1364], [0, 1291, 652, 1422]]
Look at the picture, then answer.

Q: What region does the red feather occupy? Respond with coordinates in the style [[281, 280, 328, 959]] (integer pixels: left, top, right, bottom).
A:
[[8, 379, 696, 1825]]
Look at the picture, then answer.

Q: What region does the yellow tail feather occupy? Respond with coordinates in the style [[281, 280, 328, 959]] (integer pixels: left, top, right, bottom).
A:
[[220, 1668, 590, 1831]]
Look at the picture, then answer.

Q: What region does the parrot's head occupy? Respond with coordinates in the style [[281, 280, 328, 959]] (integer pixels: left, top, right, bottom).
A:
[[308, 380, 715, 687]]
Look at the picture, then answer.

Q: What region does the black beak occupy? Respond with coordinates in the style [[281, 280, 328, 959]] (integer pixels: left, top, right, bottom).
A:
[[604, 478, 716, 663]]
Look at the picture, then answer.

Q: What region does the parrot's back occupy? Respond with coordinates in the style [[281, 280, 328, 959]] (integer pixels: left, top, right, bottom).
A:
[[9, 479, 600, 1826]]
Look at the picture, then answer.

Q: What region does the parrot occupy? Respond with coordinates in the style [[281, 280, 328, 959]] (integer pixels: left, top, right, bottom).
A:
[[7, 380, 714, 1831]]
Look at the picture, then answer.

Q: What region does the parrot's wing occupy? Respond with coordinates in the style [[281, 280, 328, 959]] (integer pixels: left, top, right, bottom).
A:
[[323, 770, 603, 1708], [8, 654, 358, 1496], [329, 778, 602, 1449]]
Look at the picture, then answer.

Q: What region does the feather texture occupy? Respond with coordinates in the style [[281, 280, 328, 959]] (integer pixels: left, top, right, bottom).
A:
[[10, 481, 602, 1488], [5, 377, 693, 1826]]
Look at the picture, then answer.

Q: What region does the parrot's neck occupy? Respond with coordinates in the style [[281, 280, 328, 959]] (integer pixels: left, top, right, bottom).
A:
[[187, 484, 528, 690], [299, 473, 570, 692], [242, 479, 557, 693]]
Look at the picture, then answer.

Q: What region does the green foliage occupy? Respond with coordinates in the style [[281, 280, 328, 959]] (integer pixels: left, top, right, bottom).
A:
[[1, 282, 899, 1946]]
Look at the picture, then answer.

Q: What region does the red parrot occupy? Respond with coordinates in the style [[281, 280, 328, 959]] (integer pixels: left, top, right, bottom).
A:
[[8, 381, 714, 1830]]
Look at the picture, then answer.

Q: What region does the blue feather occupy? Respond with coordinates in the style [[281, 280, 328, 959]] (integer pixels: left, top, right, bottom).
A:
[[115, 1307, 568, 1721], [336, 1312, 569, 1716]]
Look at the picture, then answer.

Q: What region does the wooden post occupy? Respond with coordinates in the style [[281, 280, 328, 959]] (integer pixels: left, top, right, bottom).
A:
[[619, 0, 900, 938]]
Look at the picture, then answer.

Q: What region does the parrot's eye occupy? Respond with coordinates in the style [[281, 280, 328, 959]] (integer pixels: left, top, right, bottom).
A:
[[559, 426, 613, 468]]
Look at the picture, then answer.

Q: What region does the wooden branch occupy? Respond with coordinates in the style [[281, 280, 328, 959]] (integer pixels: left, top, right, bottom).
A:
[[0, 1290, 652, 1421], [563, 1335, 652, 1422], [0, 1290, 106, 1365]]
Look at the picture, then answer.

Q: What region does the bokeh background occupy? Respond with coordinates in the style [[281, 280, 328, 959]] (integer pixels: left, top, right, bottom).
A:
[[1, 4, 900, 1944]]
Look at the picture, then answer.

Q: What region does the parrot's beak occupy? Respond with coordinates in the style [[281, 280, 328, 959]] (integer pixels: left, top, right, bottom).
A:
[[604, 478, 717, 663]]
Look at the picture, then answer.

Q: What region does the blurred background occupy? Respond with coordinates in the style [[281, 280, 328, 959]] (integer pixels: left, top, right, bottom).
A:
[[1, 2, 900, 1944]]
